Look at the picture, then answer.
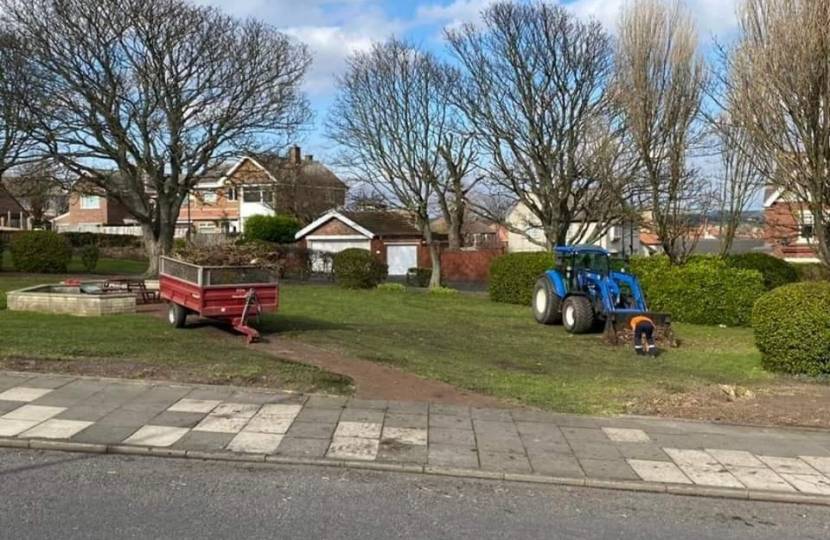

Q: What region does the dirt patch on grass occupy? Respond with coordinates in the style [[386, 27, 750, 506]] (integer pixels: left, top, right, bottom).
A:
[[628, 382, 830, 429], [0, 356, 353, 395]]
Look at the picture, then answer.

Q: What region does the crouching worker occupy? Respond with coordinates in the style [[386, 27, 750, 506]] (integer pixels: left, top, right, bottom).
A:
[[630, 315, 657, 357]]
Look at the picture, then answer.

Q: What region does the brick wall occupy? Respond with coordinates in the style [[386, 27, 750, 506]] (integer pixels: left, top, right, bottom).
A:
[[765, 202, 819, 260], [419, 246, 504, 283], [309, 219, 362, 236]]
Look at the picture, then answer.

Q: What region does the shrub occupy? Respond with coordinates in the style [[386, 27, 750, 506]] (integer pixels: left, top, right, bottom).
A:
[[61, 232, 141, 249], [752, 282, 830, 376], [332, 248, 388, 289], [377, 283, 406, 292], [79, 244, 100, 272], [794, 262, 830, 282], [243, 214, 301, 244], [489, 252, 556, 305], [429, 286, 459, 296], [725, 253, 798, 290], [406, 267, 432, 288], [631, 256, 765, 326], [0, 234, 4, 271], [10, 231, 72, 273]]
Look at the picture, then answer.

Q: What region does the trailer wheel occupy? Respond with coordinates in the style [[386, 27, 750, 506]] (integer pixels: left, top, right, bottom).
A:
[[168, 303, 187, 329], [533, 277, 562, 325], [562, 296, 594, 334]]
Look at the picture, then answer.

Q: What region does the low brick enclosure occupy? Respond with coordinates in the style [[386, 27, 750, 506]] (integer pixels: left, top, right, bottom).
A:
[[420, 247, 505, 283], [7, 284, 136, 316]]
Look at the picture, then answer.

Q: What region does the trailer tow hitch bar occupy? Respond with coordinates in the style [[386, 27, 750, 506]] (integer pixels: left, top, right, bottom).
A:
[[233, 289, 263, 344]]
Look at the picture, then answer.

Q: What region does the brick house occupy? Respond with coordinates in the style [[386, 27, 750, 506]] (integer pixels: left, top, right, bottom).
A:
[[295, 210, 431, 276], [53, 183, 135, 231], [763, 187, 822, 262], [0, 182, 29, 230]]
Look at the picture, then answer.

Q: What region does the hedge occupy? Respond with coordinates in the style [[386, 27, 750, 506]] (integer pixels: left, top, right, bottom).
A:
[[406, 267, 432, 288], [489, 252, 556, 305], [0, 234, 5, 271], [794, 262, 830, 282], [725, 253, 798, 290], [61, 232, 142, 249], [10, 231, 73, 273], [332, 248, 388, 289], [752, 282, 830, 376], [79, 244, 100, 272], [630, 256, 766, 326], [243, 214, 301, 245]]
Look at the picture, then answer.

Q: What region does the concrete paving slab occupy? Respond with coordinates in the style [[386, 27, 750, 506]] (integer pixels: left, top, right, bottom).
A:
[[303, 396, 348, 409], [228, 391, 296, 405], [778, 474, 830, 495], [210, 403, 260, 419], [257, 404, 302, 418], [3, 405, 65, 422], [758, 455, 822, 476], [295, 408, 342, 424], [30, 381, 106, 408], [382, 427, 427, 446], [522, 440, 574, 456], [0, 375, 33, 392], [286, 422, 336, 440], [514, 422, 564, 440], [55, 406, 116, 423], [429, 427, 476, 447], [123, 425, 189, 447], [122, 387, 191, 411], [0, 401, 25, 415], [20, 419, 93, 439], [71, 424, 138, 445], [428, 443, 479, 469], [150, 411, 207, 429], [167, 399, 222, 414], [561, 427, 608, 443], [603, 427, 651, 443], [628, 460, 692, 484], [706, 449, 765, 469], [578, 459, 640, 481], [97, 409, 160, 428], [479, 451, 532, 474], [429, 404, 469, 417], [227, 432, 283, 454], [0, 418, 39, 437], [510, 410, 563, 424], [172, 431, 234, 452], [20, 376, 75, 390], [193, 415, 250, 434], [471, 408, 514, 422], [334, 422, 381, 439], [181, 388, 235, 401], [429, 414, 472, 430], [386, 401, 428, 415], [675, 465, 745, 488], [800, 456, 830, 476], [615, 443, 670, 462], [339, 408, 384, 423], [244, 416, 295, 435], [384, 413, 427, 430], [0, 387, 53, 403], [378, 441, 427, 464], [327, 437, 380, 461], [568, 442, 623, 461], [729, 467, 795, 492], [526, 453, 584, 478], [664, 448, 721, 468], [275, 437, 330, 458], [346, 398, 388, 410]]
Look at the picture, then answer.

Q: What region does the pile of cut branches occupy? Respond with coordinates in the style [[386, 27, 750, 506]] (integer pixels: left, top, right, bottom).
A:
[[172, 242, 283, 273]]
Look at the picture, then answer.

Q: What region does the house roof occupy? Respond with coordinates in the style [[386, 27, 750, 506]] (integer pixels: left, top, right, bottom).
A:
[[295, 210, 422, 240], [207, 153, 348, 192], [0, 183, 27, 215]]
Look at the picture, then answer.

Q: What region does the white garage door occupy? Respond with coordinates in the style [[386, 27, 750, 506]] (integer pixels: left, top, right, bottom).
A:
[[308, 239, 371, 272], [387, 244, 418, 276]]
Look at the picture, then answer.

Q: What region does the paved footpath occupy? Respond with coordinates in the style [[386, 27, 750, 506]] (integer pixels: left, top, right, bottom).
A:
[[1, 372, 830, 504]]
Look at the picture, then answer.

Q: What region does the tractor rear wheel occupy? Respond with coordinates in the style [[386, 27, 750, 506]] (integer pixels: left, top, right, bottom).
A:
[[562, 296, 594, 334], [533, 277, 562, 325], [168, 303, 187, 329]]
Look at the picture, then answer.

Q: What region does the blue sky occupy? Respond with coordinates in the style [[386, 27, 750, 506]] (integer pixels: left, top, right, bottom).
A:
[[198, 0, 740, 156]]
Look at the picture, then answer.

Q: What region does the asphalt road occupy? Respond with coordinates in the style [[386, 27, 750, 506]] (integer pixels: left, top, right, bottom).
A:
[[1, 449, 829, 540]]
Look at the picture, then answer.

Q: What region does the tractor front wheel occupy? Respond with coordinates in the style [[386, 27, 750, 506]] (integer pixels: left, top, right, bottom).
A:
[[562, 296, 594, 334], [168, 303, 187, 329], [533, 277, 562, 325]]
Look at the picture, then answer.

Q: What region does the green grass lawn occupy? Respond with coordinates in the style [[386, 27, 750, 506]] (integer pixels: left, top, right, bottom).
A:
[[1, 251, 148, 275], [263, 285, 773, 414], [0, 275, 352, 394]]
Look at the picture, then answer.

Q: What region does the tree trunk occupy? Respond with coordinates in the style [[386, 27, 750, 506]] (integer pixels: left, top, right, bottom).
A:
[[141, 214, 177, 277], [421, 223, 442, 289], [446, 223, 462, 251]]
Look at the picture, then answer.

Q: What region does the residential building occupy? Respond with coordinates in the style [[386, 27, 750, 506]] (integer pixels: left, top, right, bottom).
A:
[[430, 215, 508, 249], [0, 182, 29, 230], [764, 186, 823, 263], [53, 184, 135, 232]]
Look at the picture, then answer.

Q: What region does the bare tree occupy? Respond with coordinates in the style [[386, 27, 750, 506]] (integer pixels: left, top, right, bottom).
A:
[[713, 115, 766, 256], [2, 0, 311, 274], [724, 0, 830, 267], [2, 160, 68, 226], [446, 1, 633, 251], [327, 39, 477, 287], [614, 0, 711, 264], [0, 26, 38, 177]]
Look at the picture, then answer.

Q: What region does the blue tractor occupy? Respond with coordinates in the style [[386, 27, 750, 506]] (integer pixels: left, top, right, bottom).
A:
[[532, 246, 671, 339]]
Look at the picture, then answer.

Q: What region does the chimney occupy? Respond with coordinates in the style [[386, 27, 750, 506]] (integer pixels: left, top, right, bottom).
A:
[[305, 155, 313, 162], [290, 145, 301, 164]]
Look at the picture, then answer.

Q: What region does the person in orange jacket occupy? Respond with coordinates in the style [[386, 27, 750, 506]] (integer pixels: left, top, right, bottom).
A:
[[630, 315, 657, 357]]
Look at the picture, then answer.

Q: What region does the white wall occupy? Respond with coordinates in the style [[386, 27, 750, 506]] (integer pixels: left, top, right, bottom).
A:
[[238, 186, 276, 234]]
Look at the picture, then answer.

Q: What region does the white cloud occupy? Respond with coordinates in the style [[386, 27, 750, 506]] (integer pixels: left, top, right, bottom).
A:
[[415, 0, 491, 27]]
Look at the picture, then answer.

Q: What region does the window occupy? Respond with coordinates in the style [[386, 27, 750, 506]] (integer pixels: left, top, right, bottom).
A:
[[198, 222, 217, 233], [227, 188, 238, 202], [799, 212, 815, 243], [243, 189, 262, 203], [80, 195, 100, 210], [202, 192, 217, 204]]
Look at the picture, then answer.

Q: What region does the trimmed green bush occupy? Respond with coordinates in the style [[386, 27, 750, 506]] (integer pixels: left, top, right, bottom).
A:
[[489, 252, 556, 305], [377, 283, 406, 292], [333, 248, 388, 289], [10, 231, 72, 273], [79, 243, 100, 272], [406, 267, 432, 288], [794, 262, 830, 282], [752, 282, 830, 376], [243, 214, 301, 244], [429, 286, 459, 296], [631, 255, 765, 326], [61, 232, 141, 249], [725, 253, 798, 290], [0, 234, 5, 271]]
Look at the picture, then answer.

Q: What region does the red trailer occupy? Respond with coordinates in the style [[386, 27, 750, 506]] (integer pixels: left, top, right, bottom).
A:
[[159, 256, 279, 343]]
